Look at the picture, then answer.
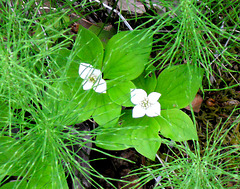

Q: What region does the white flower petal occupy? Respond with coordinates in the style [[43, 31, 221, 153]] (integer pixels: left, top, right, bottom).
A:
[[146, 102, 161, 117], [132, 105, 146, 118], [92, 69, 102, 78], [131, 89, 147, 105], [79, 63, 94, 79], [80, 63, 93, 68], [94, 79, 107, 93], [148, 92, 161, 103], [82, 80, 93, 90]]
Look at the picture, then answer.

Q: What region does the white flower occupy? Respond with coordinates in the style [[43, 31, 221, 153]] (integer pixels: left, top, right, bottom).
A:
[[79, 63, 107, 93], [131, 89, 161, 118]]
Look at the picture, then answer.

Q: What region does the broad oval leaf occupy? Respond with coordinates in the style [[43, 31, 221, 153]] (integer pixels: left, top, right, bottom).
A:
[[74, 25, 104, 69], [155, 109, 198, 141], [131, 118, 161, 161], [132, 71, 157, 94], [0, 137, 27, 177], [46, 79, 96, 125], [92, 93, 122, 126], [121, 110, 161, 160], [50, 48, 72, 77], [96, 110, 161, 160], [108, 80, 136, 107], [0, 180, 27, 189], [89, 23, 116, 48], [27, 160, 68, 189], [96, 125, 133, 151], [103, 30, 153, 80], [155, 64, 204, 109], [32, 16, 70, 50]]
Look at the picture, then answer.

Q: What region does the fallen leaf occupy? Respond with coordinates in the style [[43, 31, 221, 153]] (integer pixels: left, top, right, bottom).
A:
[[185, 94, 203, 113], [206, 98, 216, 107], [222, 99, 240, 106], [118, 0, 146, 14]]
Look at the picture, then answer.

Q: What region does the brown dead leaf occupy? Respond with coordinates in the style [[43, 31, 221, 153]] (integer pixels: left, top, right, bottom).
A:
[[222, 99, 240, 106], [118, 0, 146, 14], [206, 98, 216, 107], [185, 94, 203, 113]]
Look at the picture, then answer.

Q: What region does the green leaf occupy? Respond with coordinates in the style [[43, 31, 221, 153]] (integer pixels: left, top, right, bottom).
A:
[[27, 160, 68, 189], [92, 94, 122, 126], [0, 169, 6, 183], [0, 137, 27, 176], [155, 109, 198, 141], [34, 16, 70, 37], [0, 100, 8, 129], [74, 25, 104, 69], [49, 48, 100, 125], [0, 180, 28, 189], [89, 23, 116, 48], [132, 71, 157, 94], [121, 111, 161, 160], [51, 48, 84, 79], [155, 64, 204, 109], [97, 110, 161, 160], [103, 30, 153, 80], [46, 80, 96, 125], [108, 80, 135, 107], [33, 15, 70, 49], [96, 125, 133, 150], [132, 121, 161, 161], [50, 48, 72, 77]]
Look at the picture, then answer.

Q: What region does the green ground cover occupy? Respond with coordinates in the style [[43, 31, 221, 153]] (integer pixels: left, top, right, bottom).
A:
[[0, 0, 239, 188]]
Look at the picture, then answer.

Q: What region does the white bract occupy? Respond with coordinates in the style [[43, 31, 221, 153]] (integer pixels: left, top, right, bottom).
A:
[[79, 63, 107, 93], [131, 89, 161, 118]]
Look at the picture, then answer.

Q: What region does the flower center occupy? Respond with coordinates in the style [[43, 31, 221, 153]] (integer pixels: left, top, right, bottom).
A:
[[88, 74, 97, 83], [140, 97, 151, 109]]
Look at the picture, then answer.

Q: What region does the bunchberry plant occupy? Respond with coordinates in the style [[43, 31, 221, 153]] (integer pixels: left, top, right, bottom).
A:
[[97, 65, 204, 160], [50, 26, 204, 160], [1, 1, 238, 188], [50, 25, 153, 127]]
